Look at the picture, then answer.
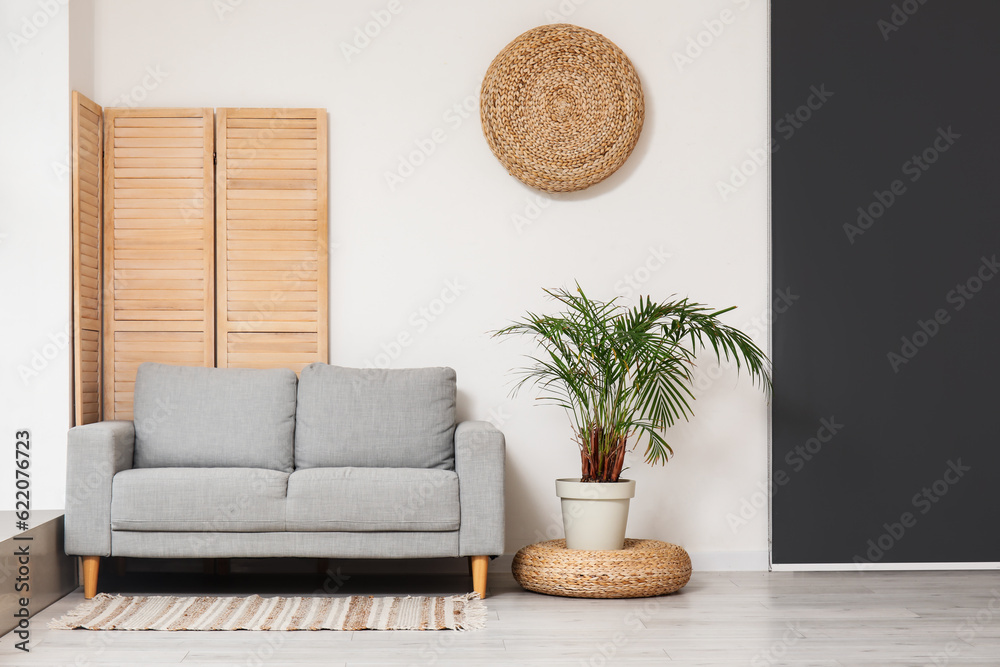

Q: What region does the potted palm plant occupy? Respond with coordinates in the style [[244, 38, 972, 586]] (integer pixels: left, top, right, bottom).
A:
[[494, 284, 771, 550]]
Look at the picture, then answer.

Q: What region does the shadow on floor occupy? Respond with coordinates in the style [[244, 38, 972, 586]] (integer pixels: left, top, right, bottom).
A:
[[97, 558, 482, 597]]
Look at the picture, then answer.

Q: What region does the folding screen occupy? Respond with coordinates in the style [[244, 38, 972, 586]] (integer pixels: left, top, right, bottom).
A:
[[71, 103, 329, 420], [71, 92, 104, 425]]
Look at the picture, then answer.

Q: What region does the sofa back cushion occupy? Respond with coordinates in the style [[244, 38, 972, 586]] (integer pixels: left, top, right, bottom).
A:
[[132, 363, 298, 472], [294, 364, 456, 470]]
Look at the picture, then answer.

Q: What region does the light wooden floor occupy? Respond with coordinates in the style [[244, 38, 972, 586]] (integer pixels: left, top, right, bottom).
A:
[[2, 569, 1000, 665]]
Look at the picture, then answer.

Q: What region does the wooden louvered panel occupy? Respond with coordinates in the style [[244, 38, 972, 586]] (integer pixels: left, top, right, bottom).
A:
[[103, 108, 215, 420], [73, 92, 104, 425], [112, 331, 208, 418], [216, 108, 328, 370], [78, 330, 101, 424], [226, 332, 318, 372]]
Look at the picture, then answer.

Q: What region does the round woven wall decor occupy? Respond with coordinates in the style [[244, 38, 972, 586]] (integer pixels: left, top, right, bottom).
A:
[[480, 23, 645, 193]]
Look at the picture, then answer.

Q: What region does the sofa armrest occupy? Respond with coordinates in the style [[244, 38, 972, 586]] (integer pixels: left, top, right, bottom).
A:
[[454, 421, 505, 557], [65, 421, 135, 556]]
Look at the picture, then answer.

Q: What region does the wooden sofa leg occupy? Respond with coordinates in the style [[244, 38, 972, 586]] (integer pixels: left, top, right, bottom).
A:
[[83, 556, 100, 599], [470, 556, 488, 599]]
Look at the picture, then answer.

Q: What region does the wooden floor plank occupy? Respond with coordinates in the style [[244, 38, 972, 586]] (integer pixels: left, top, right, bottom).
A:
[[3, 570, 1000, 664]]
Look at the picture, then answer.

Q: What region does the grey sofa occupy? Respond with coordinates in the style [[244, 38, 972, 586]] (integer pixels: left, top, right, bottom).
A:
[[64, 362, 505, 598]]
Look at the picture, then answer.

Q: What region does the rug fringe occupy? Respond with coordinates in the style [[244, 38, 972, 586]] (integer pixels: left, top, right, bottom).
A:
[[453, 592, 487, 631], [49, 593, 114, 630]]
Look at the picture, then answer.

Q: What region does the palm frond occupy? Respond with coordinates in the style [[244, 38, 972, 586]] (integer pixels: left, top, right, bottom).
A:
[[492, 284, 771, 481]]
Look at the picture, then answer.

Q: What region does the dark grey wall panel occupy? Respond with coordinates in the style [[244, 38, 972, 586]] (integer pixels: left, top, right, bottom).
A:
[[772, 0, 1000, 564]]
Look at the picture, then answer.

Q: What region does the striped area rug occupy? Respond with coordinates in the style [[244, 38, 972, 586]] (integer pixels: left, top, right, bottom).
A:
[[50, 593, 486, 631]]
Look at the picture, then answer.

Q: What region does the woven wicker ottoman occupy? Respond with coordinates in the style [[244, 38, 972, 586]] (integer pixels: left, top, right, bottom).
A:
[[511, 539, 692, 599]]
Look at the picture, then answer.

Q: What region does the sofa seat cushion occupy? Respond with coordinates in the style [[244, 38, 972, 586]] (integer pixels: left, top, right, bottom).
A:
[[111, 468, 288, 532], [294, 364, 456, 470], [132, 363, 298, 472], [285, 467, 460, 532]]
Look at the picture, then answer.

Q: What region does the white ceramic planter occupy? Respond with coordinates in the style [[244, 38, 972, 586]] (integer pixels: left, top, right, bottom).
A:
[[555, 478, 636, 550]]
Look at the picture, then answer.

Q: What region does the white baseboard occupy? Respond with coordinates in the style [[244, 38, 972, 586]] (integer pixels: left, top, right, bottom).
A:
[[689, 550, 769, 571], [492, 553, 514, 573], [771, 561, 1000, 572]]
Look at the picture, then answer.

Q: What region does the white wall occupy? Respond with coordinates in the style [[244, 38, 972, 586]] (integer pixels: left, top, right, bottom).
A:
[[6, 0, 770, 566], [0, 0, 72, 511], [69, 0, 96, 96]]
